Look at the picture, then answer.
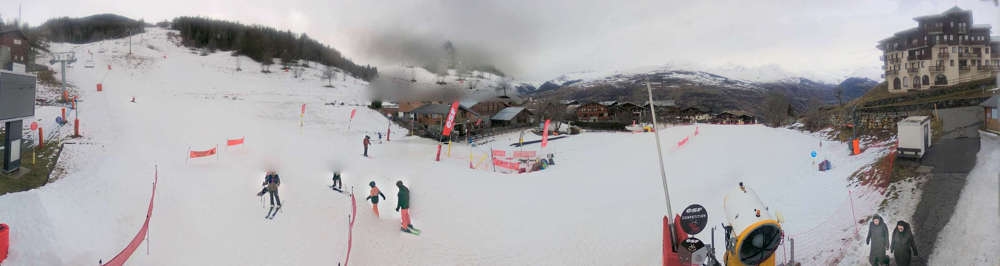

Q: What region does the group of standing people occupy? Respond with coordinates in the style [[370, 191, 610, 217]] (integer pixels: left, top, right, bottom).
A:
[[366, 180, 417, 233], [866, 215, 918, 266]]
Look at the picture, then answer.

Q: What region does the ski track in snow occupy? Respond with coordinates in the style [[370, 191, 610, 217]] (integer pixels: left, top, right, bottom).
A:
[[0, 28, 892, 265]]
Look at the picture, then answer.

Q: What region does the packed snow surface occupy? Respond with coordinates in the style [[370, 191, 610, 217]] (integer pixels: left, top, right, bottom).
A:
[[0, 28, 890, 265]]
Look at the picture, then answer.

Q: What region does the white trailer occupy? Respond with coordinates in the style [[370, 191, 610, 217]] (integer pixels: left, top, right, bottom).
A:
[[897, 116, 932, 158]]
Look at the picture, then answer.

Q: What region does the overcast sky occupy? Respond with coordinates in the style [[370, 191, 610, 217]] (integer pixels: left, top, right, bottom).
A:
[[3, 0, 998, 82]]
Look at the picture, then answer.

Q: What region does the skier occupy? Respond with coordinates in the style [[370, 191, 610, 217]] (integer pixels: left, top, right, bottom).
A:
[[378, 132, 383, 143], [865, 215, 889, 266], [890, 220, 918, 266], [365, 181, 386, 217], [363, 135, 371, 157], [395, 180, 416, 233], [331, 171, 343, 190], [256, 171, 282, 207]]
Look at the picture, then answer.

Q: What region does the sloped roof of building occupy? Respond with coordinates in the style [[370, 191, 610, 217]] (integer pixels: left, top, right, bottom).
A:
[[0, 29, 27, 40], [459, 100, 478, 109], [491, 107, 529, 121], [411, 103, 480, 116], [914, 6, 969, 21], [599, 101, 617, 106], [982, 94, 1000, 108], [644, 100, 677, 107]]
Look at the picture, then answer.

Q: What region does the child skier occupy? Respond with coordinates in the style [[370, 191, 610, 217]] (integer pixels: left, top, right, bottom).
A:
[[395, 180, 417, 233], [256, 171, 281, 207], [365, 181, 386, 217]]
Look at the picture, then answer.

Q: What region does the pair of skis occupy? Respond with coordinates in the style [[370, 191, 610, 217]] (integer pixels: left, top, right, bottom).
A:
[[265, 204, 282, 219]]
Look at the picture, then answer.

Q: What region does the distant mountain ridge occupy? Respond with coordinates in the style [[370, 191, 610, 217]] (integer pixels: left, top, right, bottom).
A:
[[524, 67, 879, 115]]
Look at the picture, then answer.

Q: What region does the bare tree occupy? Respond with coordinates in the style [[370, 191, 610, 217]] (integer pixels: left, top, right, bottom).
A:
[[802, 97, 827, 131], [322, 65, 336, 87], [762, 90, 790, 127]]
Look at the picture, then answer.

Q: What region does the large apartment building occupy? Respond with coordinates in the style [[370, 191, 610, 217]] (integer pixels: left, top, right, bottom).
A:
[[878, 7, 1000, 93]]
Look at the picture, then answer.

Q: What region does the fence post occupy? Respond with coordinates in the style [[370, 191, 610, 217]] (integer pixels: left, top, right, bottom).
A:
[[789, 238, 794, 265]]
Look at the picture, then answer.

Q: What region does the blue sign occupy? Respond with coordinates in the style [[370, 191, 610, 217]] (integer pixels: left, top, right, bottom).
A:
[[810, 151, 817, 158]]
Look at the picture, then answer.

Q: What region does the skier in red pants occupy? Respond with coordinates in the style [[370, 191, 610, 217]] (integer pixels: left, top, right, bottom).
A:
[[395, 180, 417, 233]]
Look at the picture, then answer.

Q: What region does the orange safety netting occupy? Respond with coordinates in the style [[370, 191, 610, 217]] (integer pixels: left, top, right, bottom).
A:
[[103, 167, 158, 266]]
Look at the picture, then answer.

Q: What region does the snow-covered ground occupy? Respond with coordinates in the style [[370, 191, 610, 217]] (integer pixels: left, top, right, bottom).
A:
[[1, 28, 891, 265], [929, 132, 1000, 265]]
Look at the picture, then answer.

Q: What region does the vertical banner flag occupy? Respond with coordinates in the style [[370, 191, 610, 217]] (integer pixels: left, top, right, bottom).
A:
[[541, 119, 551, 148], [442, 101, 459, 137], [301, 104, 306, 115], [350, 108, 357, 120]]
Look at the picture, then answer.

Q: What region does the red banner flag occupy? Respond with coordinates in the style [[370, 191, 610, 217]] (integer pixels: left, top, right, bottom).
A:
[[189, 147, 217, 158], [350, 108, 357, 119], [541, 119, 551, 148], [227, 137, 245, 147], [301, 104, 306, 115], [492, 150, 506, 158], [442, 101, 460, 137]]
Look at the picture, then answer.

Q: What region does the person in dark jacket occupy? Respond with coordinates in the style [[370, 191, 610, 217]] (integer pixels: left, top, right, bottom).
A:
[[365, 181, 386, 217], [363, 135, 371, 157], [865, 215, 889, 265], [331, 171, 342, 190], [395, 180, 416, 232], [891, 220, 918, 266], [256, 171, 281, 206]]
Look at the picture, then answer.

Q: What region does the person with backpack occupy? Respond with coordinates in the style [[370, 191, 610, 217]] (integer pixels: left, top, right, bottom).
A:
[[256, 171, 281, 207], [891, 220, 918, 266], [395, 180, 417, 233], [865, 215, 889, 266], [363, 135, 371, 157], [365, 181, 386, 217]]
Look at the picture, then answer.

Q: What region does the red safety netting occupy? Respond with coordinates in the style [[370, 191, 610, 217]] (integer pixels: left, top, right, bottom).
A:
[[492, 158, 520, 171], [512, 150, 537, 159], [103, 166, 158, 266], [344, 192, 358, 266], [226, 137, 245, 147], [189, 146, 217, 158]]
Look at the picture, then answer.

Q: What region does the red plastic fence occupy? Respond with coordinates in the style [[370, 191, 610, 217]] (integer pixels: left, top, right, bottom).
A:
[[189, 146, 217, 158], [344, 192, 358, 266], [512, 150, 537, 159], [492, 158, 520, 171], [102, 166, 158, 266], [226, 137, 245, 147]]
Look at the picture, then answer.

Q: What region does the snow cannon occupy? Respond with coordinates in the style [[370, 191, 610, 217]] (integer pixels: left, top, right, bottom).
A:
[[722, 186, 783, 266]]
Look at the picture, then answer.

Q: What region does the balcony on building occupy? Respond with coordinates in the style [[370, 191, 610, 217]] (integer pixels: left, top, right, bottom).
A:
[[906, 67, 919, 73], [937, 52, 950, 59], [959, 52, 982, 59], [929, 65, 945, 72], [959, 65, 971, 72], [886, 70, 899, 75]]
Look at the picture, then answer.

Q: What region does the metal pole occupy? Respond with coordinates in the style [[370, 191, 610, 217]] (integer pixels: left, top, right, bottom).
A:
[[646, 79, 677, 252], [789, 238, 795, 264]]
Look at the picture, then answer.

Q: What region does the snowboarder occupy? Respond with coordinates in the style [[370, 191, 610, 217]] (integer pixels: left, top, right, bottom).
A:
[[365, 181, 386, 217], [890, 220, 918, 266], [257, 171, 282, 206], [378, 132, 383, 142], [363, 135, 371, 157], [865, 215, 889, 266], [395, 180, 416, 233], [331, 171, 343, 190]]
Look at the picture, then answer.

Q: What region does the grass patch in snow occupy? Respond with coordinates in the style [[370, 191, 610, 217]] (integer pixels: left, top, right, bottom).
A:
[[0, 140, 63, 196]]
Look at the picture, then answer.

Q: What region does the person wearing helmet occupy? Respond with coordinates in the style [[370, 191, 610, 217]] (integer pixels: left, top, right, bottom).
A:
[[364, 181, 386, 217]]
